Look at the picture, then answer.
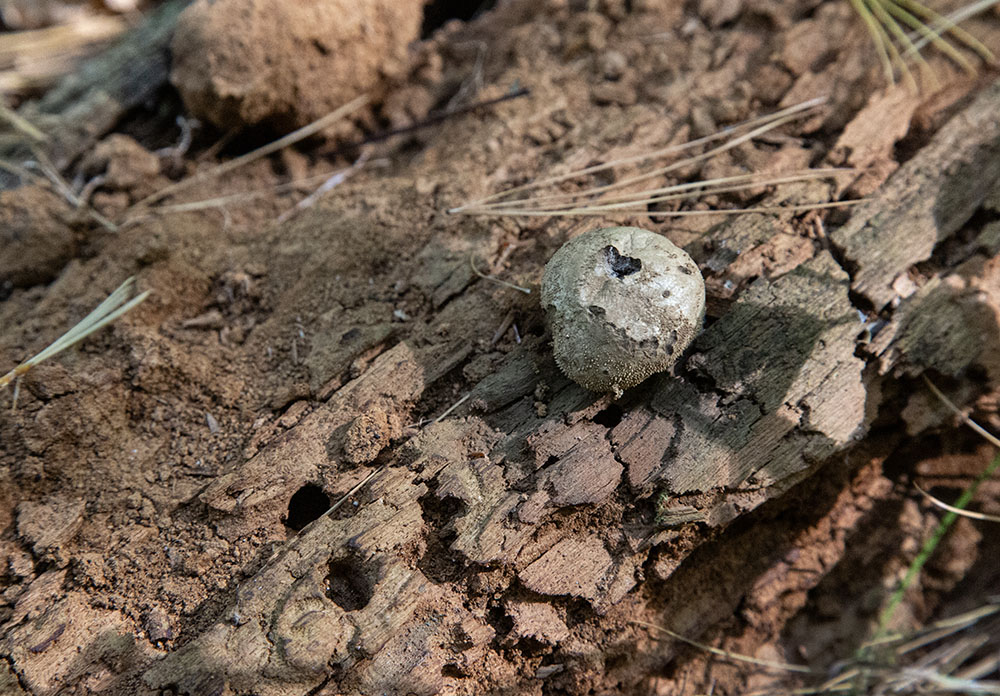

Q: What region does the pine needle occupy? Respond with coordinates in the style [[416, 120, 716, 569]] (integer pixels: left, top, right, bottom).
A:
[[452, 97, 828, 213], [851, 0, 999, 88], [450, 98, 858, 220], [0, 277, 150, 397], [470, 255, 532, 294], [634, 619, 816, 674], [134, 94, 369, 209]]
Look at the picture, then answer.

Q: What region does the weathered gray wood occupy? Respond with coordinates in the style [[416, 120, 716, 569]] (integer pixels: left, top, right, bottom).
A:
[[830, 79, 1000, 311], [142, 76, 1000, 691], [141, 81, 1000, 695]]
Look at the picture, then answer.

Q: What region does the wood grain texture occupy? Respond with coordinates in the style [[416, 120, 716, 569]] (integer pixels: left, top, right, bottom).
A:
[[143, 80, 1000, 696]]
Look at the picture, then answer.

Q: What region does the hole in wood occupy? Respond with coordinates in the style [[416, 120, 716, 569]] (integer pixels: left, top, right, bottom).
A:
[[326, 557, 375, 611], [284, 483, 330, 531], [593, 404, 623, 428]]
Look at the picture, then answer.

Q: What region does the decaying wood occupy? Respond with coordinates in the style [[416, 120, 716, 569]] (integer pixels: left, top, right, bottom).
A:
[[830, 80, 1000, 310], [139, 81, 1000, 695]]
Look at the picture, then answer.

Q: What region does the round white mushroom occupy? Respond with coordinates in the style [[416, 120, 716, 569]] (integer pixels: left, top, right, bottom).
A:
[[540, 226, 706, 397]]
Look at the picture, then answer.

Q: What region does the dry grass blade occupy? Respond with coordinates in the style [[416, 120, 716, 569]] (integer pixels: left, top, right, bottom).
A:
[[0, 102, 47, 142], [450, 98, 858, 220], [406, 393, 473, 429], [892, 666, 1000, 693], [895, 603, 1000, 655], [957, 654, 1000, 682], [922, 376, 1000, 448], [322, 466, 382, 518], [914, 482, 1000, 522], [0, 277, 150, 398], [470, 255, 532, 294], [276, 150, 369, 223], [0, 157, 42, 183], [0, 14, 126, 95], [819, 602, 1000, 696], [434, 393, 471, 423], [132, 169, 345, 217], [0, 15, 126, 68], [27, 144, 117, 232]]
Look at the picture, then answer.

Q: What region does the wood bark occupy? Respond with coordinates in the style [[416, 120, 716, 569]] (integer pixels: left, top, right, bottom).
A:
[[141, 81, 1000, 695]]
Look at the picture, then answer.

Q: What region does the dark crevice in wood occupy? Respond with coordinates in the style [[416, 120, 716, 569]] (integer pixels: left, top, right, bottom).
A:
[[417, 486, 470, 585], [283, 483, 330, 531], [326, 556, 376, 612]]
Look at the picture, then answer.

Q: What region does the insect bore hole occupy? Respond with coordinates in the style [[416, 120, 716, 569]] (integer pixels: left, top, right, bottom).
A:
[[603, 245, 642, 279]]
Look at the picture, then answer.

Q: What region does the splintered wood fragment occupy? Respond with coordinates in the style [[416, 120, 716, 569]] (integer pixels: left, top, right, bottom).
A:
[[518, 536, 614, 601], [830, 77, 1000, 310], [635, 250, 865, 498]]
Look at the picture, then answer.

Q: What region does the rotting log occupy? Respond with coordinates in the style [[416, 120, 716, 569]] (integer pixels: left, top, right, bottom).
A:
[[141, 80, 1000, 695]]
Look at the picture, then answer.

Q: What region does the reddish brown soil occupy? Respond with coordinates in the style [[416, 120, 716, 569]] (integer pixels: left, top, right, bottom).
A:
[[1, 1, 999, 694]]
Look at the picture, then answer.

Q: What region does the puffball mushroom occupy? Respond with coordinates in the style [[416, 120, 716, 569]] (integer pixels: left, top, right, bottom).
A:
[[540, 226, 706, 397]]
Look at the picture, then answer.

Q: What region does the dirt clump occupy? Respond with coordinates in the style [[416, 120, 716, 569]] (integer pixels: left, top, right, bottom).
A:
[[170, 0, 425, 130], [0, 185, 76, 290], [81, 134, 165, 205]]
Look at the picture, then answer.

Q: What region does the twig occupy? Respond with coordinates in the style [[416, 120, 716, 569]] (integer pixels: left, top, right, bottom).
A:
[[134, 94, 370, 208]]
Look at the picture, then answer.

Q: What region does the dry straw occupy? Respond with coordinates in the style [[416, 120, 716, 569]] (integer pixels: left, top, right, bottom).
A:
[[450, 97, 859, 220]]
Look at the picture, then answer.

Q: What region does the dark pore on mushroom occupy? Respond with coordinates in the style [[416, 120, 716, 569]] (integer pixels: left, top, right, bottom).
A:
[[603, 245, 642, 279]]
